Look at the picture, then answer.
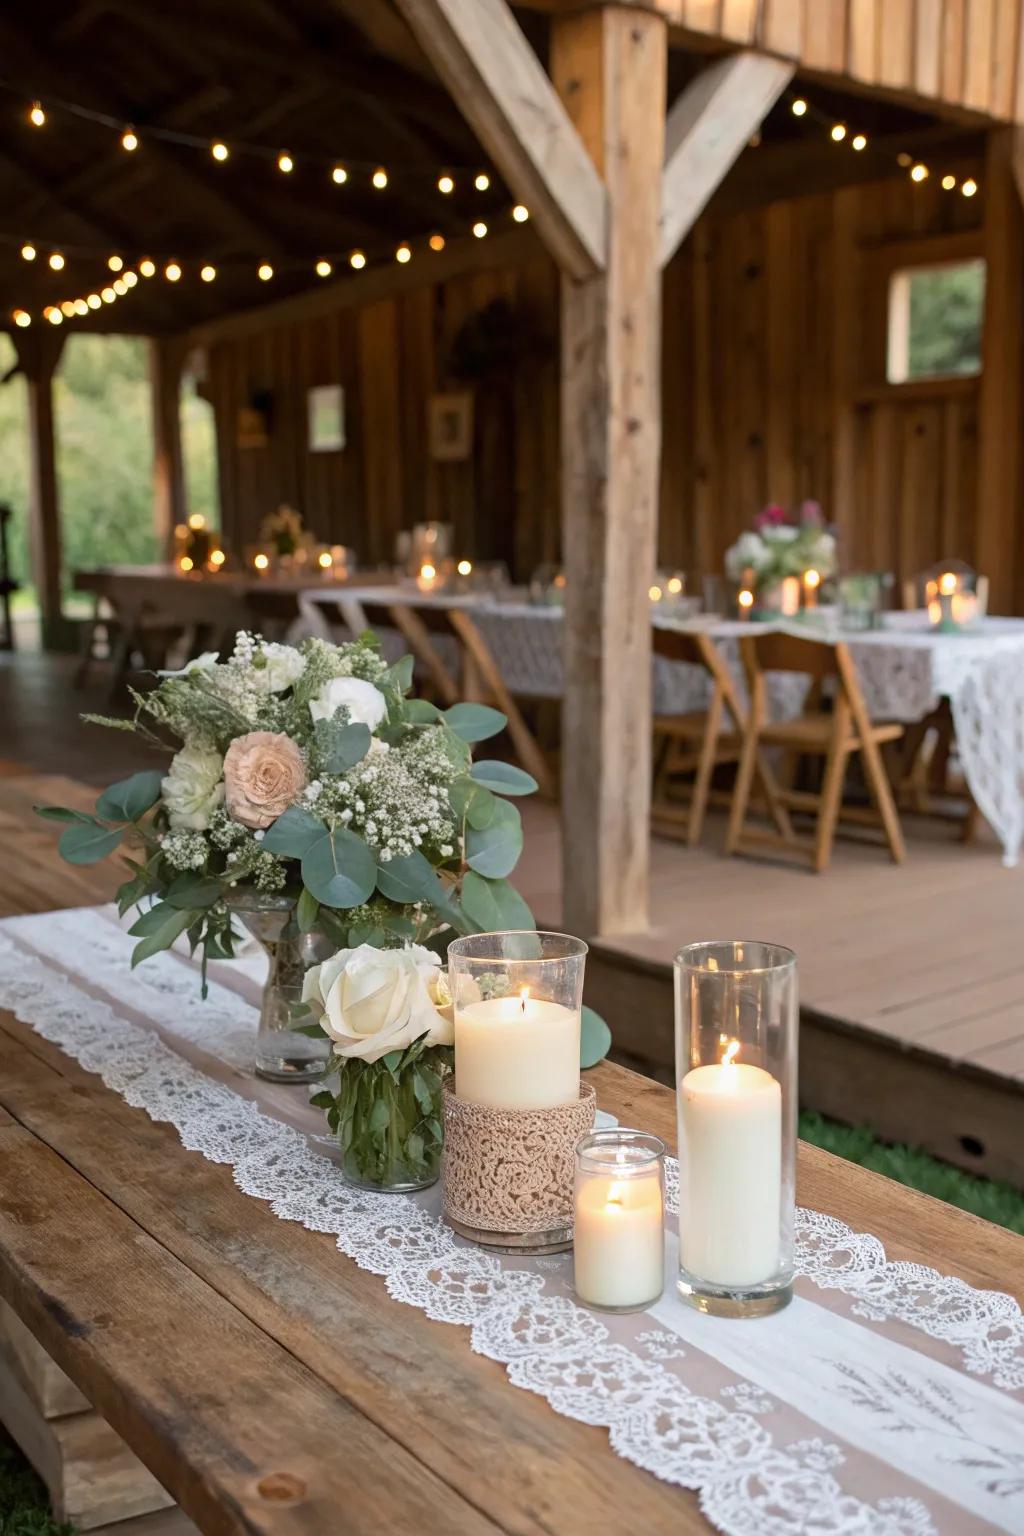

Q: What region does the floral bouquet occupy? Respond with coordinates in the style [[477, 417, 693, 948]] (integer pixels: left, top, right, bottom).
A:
[[725, 500, 837, 597], [259, 504, 311, 560], [36, 629, 598, 1191]]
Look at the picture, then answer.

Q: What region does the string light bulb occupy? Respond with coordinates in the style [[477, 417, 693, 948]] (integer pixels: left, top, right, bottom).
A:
[[315, 258, 332, 277], [87, 293, 101, 309], [457, 559, 472, 576], [372, 167, 388, 189], [277, 151, 293, 173], [962, 177, 978, 197], [942, 173, 956, 190], [112, 278, 127, 295], [791, 98, 808, 116], [332, 164, 348, 184], [46, 307, 63, 325], [48, 251, 65, 271], [20, 243, 36, 261], [253, 552, 270, 571], [107, 254, 123, 272], [910, 162, 929, 182], [512, 204, 529, 222], [474, 172, 490, 190], [209, 548, 226, 567], [396, 244, 411, 263], [164, 262, 181, 282], [831, 123, 846, 141], [101, 286, 116, 302], [179, 555, 194, 573], [12, 309, 31, 327], [897, 152, 913, 167], [123, 270, 138, 287], [429, 233, 445, 251], [349, 250, 366, 269], [852, 133, 867, 151], [74, 298, 88, 316], [472, 221, 487, 238], [258, 262, 273, 280], [438, 174, 454, 193], [211, 141, 229, 162], [121, 126, 138, 151], [139, 258, 156, 278], [28, 100, 45, 127], [200, 264, 217, 282], [60, 300, 76, 317]]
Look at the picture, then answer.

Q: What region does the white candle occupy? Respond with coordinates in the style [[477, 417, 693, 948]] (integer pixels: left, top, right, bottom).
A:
[[679, 1042, 782, 1288], [454, 990, 580, 1109], [574, 1170, 664, 1309]]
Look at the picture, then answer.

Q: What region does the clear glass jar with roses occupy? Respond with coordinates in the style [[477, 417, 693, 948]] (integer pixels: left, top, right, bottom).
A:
[[303, 944, 454, 1191]]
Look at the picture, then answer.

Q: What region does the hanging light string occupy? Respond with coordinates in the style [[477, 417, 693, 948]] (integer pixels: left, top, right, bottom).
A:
[[5, 205, 531, 326], [11, 84, 497, 190], [782, 90, 979, 197]]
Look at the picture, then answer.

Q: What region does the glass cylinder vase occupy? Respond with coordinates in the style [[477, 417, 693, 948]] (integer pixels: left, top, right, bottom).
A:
[[574, 1129, 666, 1313], [226, 892, 335, 1084], [674, 940, 797, 1318], [332, 1050, 448, 1192]]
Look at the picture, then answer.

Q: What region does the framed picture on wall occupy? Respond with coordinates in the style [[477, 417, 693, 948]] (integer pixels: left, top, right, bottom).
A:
[[308, 384, 346, 452], [428, 391, 474, 461]]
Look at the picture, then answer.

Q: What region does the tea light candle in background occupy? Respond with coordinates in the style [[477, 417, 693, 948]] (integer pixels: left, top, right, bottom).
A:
[[253, 551, 270, 574], [574, 1131, 665, 1311], [454, 987, 580, 1109], [802, 568, 820, 609], [737, 588, 754, 619], [417, 561, 438, 593], [779, 576, 801, 617], [679, 1039, 782, 1287]]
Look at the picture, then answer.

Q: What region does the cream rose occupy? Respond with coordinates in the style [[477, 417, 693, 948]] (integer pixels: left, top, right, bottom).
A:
[[309, 675, 387, 730], [223, 730, 306, 830], [254, 642, 305, 694], [302, 944, 453, 1062], [162, 744, 224, 830]]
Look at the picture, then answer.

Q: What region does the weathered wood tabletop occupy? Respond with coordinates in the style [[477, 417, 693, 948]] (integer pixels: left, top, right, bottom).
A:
[[1, 775, 1023, 1535]]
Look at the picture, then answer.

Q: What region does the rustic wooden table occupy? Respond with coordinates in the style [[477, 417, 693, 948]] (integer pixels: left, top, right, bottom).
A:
[[1, 775, 1022, 1535]]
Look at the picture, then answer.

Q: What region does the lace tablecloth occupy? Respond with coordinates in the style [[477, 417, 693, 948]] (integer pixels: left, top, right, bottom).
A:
[[1, 904, 1021, 1536]]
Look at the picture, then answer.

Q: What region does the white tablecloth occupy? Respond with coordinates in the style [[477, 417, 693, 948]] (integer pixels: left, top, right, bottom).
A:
[[299, 590, 1024, 865], [3, 903, 1023, 1536]]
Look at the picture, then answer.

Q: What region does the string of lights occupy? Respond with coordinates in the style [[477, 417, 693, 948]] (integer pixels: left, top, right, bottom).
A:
[[5, 206, 532, 326], [10, 85, 498, 190], [783, 90, 979, 197]]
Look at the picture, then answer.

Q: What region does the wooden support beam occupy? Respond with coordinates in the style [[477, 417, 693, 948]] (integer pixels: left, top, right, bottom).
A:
[[391, 0, 608, 280], [977, 126, 1024, 612], [10, 329, 65, 643], [150, 338, 188, 556], [661, 50, 793, 265], [553, 6, 667, 937]]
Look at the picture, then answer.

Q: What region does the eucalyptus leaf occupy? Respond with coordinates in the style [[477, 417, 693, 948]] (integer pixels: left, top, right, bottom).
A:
[[404, 699, 442, 725], [165, 874, 223, 910], [465, 798, 523, 879], [301, 827, 377, 908], [322, 721, 371, 773], [34, 805, 95, 824], [449, 777, 496, 830], [128, 901, 177, 937], [443, 702, 507, 743], [260, 804, 326, 859], [95, 769, 164, 823], [469, 760, 539, 796], [296, 886, 320, 934], [58, 820, 124, 865], [460, 870, 535, 933], [375, 848, 444, 905], [580, 1005, 612, 1069], [131, 907, 196, 968]]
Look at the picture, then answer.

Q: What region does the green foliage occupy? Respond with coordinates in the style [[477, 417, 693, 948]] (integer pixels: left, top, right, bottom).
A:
[[58, 819, 123, 863], [465, 798, 523, 878], [260, 805, 326, 859], [301, 827, 378, 907], [580, 1006, 613, 1069], [443, 702, 507, 743], [906, 259, 985, 380], [95, 769, 164, 823], [311, 718, 371, 774], [0, 1428, 74, 1536], [325, 1040, 451, 1188], [460, 870, 534, 932], [469, 760, 538, 795]]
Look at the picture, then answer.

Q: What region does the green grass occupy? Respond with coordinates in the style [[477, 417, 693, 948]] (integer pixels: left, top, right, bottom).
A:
[[799, 1111, 1024, 1234], [0, 1118, 1021, 1532]]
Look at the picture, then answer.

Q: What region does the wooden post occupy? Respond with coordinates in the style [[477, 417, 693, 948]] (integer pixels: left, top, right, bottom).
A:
[[553, 7, 667, 936], [11, 328, 65, 647], [978, 127, 1024, 612], [150, 337, 188, 555]]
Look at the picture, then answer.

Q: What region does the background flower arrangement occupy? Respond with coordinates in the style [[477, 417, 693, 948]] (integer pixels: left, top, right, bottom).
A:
[[37, 629, 609, 1189], [725, 500, 837, 594]]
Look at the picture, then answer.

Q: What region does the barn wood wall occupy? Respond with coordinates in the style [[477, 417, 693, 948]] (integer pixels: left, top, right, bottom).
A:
[[206, 168, 988, 595]]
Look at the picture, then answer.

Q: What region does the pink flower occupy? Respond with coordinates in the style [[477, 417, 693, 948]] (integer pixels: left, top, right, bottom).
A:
[[223, 731, 306, 830], [799, 499, 824, 527], [755, 503, 788, 530]]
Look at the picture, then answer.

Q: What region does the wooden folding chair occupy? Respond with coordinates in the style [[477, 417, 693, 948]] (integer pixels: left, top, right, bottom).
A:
[[726, 631, 906, 873]]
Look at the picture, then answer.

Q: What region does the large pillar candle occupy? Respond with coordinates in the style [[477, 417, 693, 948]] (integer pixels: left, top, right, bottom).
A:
[[679, 1041, 782, 1287], [454, 989, 580, 1109]]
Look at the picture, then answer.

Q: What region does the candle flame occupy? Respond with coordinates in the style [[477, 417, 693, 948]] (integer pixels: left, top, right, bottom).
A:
[[605, 1180, 626, 1209], [938, 570, 957, 597], [519, 986, 530, 1013], [721, 1037, 740, 1068]]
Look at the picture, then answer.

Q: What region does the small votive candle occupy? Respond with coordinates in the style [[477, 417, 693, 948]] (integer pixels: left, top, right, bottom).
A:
[[573, 1129, 666, 1312]]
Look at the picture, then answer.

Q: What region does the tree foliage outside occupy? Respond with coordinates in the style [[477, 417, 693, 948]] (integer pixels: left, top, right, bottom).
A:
[[0, 333, 217, 609], [906, 257, 986, 380]]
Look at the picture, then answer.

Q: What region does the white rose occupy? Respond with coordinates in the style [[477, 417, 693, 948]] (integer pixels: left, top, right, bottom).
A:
[[309, 675, 388, 730], [162, 744, 224, 830], [725, 531, 770, 580], [302, 943, 453, 1062], [254, 642, 305, 694], [157, 651, 219, 678]]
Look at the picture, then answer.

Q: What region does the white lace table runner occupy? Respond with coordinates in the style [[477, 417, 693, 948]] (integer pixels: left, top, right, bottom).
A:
[[2, 905, 1022, 1536]]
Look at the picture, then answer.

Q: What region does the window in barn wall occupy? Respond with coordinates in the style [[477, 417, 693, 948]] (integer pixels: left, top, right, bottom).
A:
[[181, 366, 219, 529], [886, 259, 986, 384]]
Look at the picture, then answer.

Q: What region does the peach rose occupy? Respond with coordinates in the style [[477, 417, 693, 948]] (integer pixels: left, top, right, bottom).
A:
[[223, 730, 306, 830]]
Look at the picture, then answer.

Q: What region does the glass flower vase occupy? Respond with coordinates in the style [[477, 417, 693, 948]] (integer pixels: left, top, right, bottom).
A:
[[325, 1045, 450, 1192], [226, 892, 336, 1084]]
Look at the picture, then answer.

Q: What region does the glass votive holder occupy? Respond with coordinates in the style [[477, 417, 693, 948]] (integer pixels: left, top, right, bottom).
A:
[[574, 1129, 666, 1313], [447, 931, 586, 1110], [674, 940, 797, 1318]]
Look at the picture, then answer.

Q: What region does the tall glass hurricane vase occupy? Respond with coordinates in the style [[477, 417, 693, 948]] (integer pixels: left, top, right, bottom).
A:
[[674, 941, 797, 1318], [227, 893, 335, 1083]]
